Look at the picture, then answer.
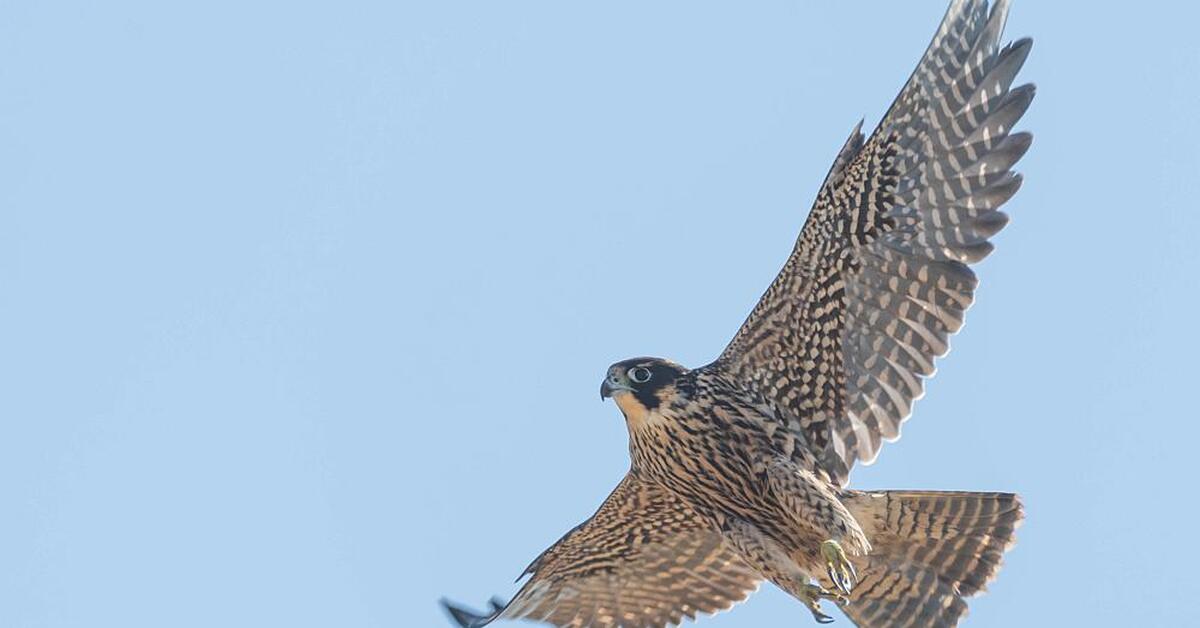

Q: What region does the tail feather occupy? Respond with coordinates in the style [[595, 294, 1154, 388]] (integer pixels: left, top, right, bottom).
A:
[[841, 490, 1023, 628]]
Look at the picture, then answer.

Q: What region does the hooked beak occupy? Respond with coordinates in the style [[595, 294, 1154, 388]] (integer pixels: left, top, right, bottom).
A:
[[600, 377, 633, 400]]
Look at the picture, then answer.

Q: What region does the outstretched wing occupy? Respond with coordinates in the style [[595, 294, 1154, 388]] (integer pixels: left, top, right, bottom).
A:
[[441, 474, 760, 627], [710, 0, 1034, 485]]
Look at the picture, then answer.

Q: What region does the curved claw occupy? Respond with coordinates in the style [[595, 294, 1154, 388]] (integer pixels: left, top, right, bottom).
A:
[[825, 563, 842, 591], [801, 583, 845, 625], [821, 539, 858, 595]]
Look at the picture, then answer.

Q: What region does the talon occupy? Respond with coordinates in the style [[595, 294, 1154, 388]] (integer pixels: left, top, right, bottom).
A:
[[820, 539, 857, 595], [826, 562, 839, 588], [801, 583, 844, 624]]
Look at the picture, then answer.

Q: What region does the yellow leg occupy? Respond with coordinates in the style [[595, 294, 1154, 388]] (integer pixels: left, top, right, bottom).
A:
[[821, 539, 859, 595]]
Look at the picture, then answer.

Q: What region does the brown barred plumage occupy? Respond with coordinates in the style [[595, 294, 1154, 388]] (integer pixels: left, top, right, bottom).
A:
[[447, 475, 760, 628], [716, 0, 1033, 486], [443, 1, 1032, 626], [839, 492, 1023, 627]]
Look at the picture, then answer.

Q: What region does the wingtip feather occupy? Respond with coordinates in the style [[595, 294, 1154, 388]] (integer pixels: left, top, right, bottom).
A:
[[440, 598, 494, 628]]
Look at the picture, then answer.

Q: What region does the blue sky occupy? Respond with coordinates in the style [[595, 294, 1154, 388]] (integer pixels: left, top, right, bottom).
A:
[[2, 1, 1198, 626]]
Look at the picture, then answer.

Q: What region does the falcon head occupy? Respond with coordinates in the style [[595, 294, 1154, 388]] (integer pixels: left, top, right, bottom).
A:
[[600, 358, 688, 421]]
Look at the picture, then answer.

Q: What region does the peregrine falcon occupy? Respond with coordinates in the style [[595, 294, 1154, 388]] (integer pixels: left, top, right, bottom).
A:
[[442, 1, 1032, 625]]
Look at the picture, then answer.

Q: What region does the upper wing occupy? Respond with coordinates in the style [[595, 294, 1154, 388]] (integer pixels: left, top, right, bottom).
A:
[[710, 0, 1034, 485], [441, 474, 760, 627]]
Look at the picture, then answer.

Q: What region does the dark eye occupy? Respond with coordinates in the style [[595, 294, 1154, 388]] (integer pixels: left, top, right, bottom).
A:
[[628, 367, 652, 384]]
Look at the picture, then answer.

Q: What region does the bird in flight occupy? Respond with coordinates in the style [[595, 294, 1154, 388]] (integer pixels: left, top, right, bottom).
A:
[[442, 1, 1032, 626]]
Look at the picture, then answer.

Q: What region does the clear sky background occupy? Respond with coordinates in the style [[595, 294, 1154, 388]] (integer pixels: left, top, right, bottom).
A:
[[2, 1, 1198, 627]]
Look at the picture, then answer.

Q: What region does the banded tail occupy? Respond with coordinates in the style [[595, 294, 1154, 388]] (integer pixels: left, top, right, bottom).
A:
[[842, 490, 1023, 627]]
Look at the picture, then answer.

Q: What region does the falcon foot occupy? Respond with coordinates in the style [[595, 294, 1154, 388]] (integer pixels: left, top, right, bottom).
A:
[[821, 539, 858, 595], [800, 583, 848, 624]]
